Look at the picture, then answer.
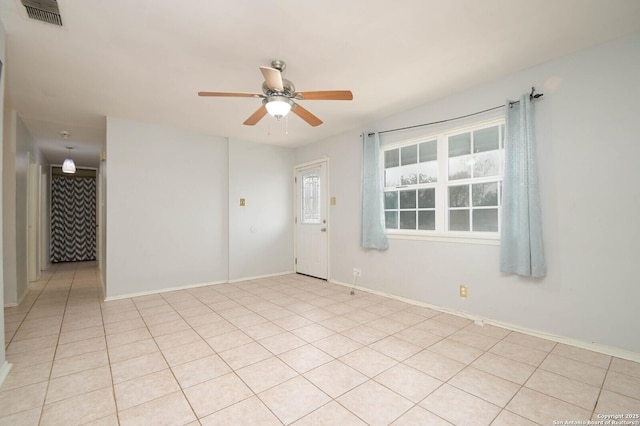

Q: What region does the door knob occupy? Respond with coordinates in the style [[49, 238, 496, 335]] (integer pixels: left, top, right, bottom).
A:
[[320, 227, 327, 232]]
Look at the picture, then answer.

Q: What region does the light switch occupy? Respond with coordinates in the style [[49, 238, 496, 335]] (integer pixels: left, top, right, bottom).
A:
[[240, 198, 246, 206], [330, 197, 336, 205]]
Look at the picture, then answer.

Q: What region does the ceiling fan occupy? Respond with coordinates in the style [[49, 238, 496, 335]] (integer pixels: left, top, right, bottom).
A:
[[198, 60, 353, 127]]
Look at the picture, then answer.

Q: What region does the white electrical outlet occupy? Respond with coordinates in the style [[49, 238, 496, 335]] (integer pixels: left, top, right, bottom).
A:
[[353, 268, 361, 277]]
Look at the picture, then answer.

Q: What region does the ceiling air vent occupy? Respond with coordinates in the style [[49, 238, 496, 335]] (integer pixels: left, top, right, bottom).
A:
[[21, 0, 62, 26]]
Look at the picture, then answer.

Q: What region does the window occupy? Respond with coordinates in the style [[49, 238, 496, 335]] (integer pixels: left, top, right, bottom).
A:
[[301, 170, 321, 224], [382, 119, 504, 240]]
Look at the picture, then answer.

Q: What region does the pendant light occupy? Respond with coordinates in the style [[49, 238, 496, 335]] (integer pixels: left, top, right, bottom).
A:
[[61, 131, 76, 174]]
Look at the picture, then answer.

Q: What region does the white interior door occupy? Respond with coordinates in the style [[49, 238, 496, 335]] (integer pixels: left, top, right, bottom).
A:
[[295, 161, 328, 280]]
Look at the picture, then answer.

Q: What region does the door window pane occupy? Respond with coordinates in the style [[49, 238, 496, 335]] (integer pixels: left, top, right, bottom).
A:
[[301, 171, 320, 224]]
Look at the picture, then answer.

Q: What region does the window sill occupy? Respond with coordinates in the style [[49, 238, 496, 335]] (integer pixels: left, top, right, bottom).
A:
[[386, 231, 500, 246]]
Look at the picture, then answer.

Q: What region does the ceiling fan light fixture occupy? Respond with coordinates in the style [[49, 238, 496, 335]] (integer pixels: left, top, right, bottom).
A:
[[265, 96, 293, 120]]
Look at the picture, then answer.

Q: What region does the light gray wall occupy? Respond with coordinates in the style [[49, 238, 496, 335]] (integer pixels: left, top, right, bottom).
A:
[[105, 117, 229, 298], [228, 138, 294, 281], [295, 32, 640, 355]]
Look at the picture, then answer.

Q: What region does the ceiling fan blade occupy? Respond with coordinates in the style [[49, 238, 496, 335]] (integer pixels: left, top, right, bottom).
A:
[[243, 105, 268, 126], [295, 90, 353, 101], [198, 92, 261, 98], [259, 66, 284, 91], [292, 103, 323, 127]]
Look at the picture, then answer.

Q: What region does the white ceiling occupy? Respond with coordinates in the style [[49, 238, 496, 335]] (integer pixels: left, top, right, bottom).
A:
[[2, 0, 640, 168]]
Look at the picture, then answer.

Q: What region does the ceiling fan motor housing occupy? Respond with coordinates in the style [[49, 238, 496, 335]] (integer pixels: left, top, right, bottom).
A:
[[262, 79, 295, 97]]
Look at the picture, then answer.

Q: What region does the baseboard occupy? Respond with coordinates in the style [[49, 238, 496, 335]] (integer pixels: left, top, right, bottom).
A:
[[103, 271, 295, 302], [228, 271, 295, 283], [3, 286, 29, 308], [330, 279, 640, 364], [0, 361, 12, 387], [104, 279, 228, 302]]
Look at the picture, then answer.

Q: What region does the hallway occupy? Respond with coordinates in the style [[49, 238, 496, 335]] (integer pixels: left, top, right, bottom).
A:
[[1, 262, 639, 425]]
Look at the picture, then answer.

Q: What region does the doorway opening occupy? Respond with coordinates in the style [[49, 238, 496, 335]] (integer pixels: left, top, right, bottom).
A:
[[50, 167, 97, 263]]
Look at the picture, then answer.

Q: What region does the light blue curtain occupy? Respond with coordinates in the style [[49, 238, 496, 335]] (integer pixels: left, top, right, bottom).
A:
[[500, 95, 546, 277], [361, 132, 389, 250]]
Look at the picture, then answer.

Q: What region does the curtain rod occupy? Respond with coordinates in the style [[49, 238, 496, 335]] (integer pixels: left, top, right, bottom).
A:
[[368, 87, 543, 137]]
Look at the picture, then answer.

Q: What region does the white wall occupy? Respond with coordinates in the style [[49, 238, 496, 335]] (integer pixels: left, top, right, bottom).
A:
[[2, 112, 39, 306], [0, 17, 9, 383], [105, 117, 229, 298], [98, 153, 107, 294], [228, 138, 294, 281], [295, 32, 640, 356]]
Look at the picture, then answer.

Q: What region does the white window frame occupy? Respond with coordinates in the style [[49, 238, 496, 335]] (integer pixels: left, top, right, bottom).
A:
[[381, 118, 504, 245]]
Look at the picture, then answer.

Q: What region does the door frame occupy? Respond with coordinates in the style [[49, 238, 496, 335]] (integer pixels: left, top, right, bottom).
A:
[[293, 158, 330, 281]]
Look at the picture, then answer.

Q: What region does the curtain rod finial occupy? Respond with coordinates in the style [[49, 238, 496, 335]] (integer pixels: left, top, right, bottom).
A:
[[530, 87, 544, 101]]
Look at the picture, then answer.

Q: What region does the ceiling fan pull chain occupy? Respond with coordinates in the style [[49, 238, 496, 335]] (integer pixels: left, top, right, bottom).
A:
[[285, 115, 289, 135]]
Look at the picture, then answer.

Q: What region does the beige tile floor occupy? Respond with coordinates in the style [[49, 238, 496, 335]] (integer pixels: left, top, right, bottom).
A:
[[1, 261, 639, 425]]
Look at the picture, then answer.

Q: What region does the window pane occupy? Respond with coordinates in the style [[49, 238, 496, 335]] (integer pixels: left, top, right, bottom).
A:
[[472, 183, 498, 207], [449, 210, 470, 231], [385, 149, 399, 168], [449, 133, 471, 157], [473, 151, 499, 177], [419, 140, 437, 162], [473, 209, 498, 232], [301, 171, 321, 224], [401, 145, 418, 165], [400, 211, 417, 229], [448, 155, 471, 180], [418, 188, 435, 208], [400, 163, 418, 185], [474, 126, 499, 153], [399, 190, 416, 209], [449, 185, 469, 208], [418, 161, 438, 183], [418, 211, 435, 230], [384, 167, 401, 187], [384, 191, 398, 209], [385, 211, 398, 229]]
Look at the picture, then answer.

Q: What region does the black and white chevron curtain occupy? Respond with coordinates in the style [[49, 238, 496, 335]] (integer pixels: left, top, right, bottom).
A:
[[50, 176, 97, 263]]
